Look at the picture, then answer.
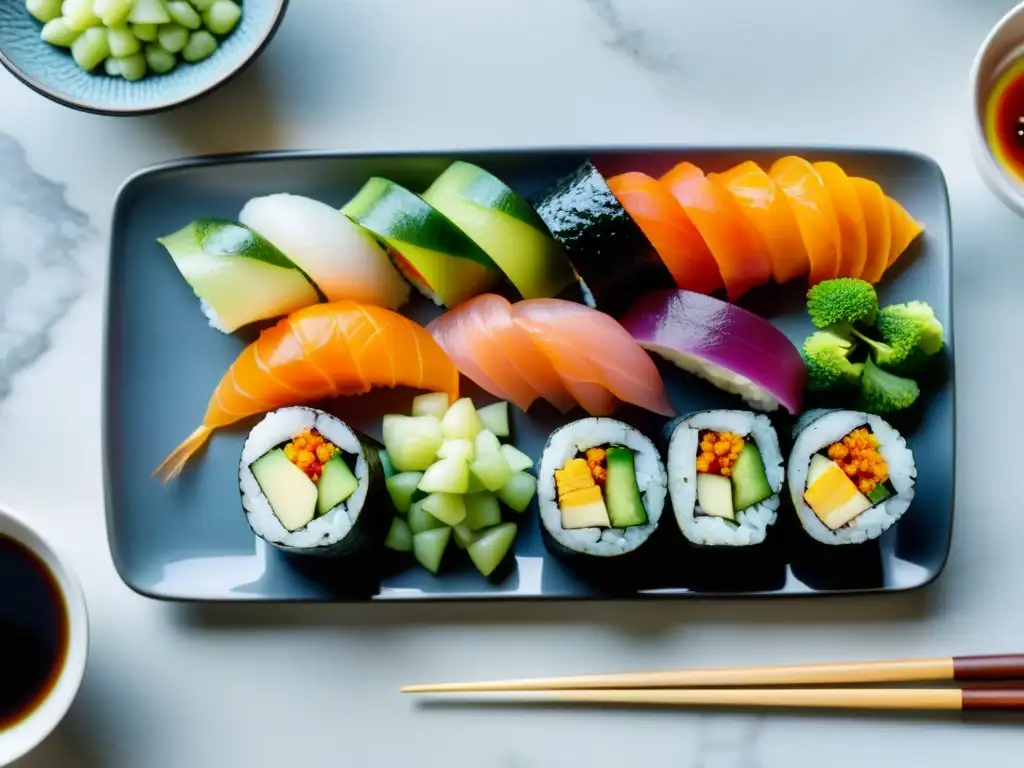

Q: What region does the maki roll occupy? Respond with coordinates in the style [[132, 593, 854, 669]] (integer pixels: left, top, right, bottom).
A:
[[537, 418, 668, 567], [531, 160, 676, 317], [788, 410, 916, 545], [239, 406, 392, 557], [666, 410, 784, 547]]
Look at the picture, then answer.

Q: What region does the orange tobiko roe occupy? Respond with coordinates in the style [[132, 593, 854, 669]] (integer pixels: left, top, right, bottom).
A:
[[695, 430, 745, 477], [827, 429, 888, 495], [283, 428, 339, 482]]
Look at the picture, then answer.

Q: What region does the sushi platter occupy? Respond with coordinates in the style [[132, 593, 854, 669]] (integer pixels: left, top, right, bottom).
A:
[[103, 145, 954, 602]]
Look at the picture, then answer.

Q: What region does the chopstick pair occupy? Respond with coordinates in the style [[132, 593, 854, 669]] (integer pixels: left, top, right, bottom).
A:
[[401, 654, 1024, 712]]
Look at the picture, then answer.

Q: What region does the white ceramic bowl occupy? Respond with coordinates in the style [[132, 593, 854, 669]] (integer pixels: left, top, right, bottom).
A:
[[969, 0, 1024, 216], [0, 505, 88, 767]]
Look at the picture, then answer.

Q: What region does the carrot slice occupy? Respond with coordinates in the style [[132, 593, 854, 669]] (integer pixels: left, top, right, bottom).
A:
[[708, 160, 809, 284], [769, 156, 842, 286], [848, 178, 891, 283], [659, 162, 772, 301], [884, 197, 924, 271], [607, 171, 723, 295], [813, 161, 868, 279]]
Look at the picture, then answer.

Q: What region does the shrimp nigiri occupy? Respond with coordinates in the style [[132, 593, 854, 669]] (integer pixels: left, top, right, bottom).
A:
[[155, 301, 459, 482]]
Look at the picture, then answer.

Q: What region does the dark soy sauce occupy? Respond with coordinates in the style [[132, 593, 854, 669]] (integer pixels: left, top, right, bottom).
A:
[[986, 57, 1024, 182], [0, 534, 68, 731]]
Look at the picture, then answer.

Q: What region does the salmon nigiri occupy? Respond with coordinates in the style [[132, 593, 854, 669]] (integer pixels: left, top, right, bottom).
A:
[[884, 197, 924, 272], [769, 156, 842, 286], [812, 161, 868, 280], [510, 299, 675, 417], [155, 301, 459, 482], [606, 172, 723, 296], [660, 162, 773, 301], [849, 177, 891, 284]]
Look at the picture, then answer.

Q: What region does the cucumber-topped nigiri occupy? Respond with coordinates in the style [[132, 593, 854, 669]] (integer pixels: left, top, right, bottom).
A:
[[420, 161, 576, 299], [341, 178, 502, 308], [157, 218, 321, 334]]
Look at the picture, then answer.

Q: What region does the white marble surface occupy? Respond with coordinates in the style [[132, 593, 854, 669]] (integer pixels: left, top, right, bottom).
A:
[[1, 0, 1021, 765]]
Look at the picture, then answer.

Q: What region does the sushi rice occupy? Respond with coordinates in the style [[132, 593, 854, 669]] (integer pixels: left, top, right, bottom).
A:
[[667, 410, 784, 546], [239, 407, 376, 553], [538, 418, 667, 557], [788, 410, 916, 545]]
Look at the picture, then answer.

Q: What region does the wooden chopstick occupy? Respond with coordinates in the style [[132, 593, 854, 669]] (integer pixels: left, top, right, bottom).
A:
[[409, 686, 1024, 712], [400, 654, 1024, 693]]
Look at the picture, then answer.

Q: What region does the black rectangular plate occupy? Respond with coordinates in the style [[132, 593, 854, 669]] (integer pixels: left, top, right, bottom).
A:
[[104, 146, 954, 601]]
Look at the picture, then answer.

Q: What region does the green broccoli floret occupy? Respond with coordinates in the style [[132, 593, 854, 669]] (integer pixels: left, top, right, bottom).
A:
[[874, 301, 945, 371], [806, 278, 879, 329], [857, 356, 920, 414], [802, 330, 865, 391]]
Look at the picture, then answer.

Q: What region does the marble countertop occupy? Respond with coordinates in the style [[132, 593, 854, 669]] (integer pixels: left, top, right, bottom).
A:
[[1, 0, 1020, 765]]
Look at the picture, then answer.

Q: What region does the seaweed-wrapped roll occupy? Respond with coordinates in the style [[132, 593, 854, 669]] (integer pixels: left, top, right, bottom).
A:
[[788, 410, 916, 545], [239, 406, 392, 557], [537, 418, 667, 565], [666, 410, 784, 547]]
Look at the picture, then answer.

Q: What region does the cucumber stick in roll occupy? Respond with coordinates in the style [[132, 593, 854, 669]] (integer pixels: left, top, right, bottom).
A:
[[341, 178, 501, 308], [421, 162, 576, 299], [157, 218, 321, 334]]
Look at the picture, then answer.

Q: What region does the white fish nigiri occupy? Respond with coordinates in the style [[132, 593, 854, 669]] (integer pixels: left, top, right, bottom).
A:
[[239, 193, 410, 310]]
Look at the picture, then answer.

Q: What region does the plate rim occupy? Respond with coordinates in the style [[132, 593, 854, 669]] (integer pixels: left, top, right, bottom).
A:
[[102, 144, 956, 603]]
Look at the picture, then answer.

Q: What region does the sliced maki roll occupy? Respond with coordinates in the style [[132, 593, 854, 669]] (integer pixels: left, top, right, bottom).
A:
[[537, 418, 668, 566], [666, 410, 784, 547], [788, 410, 916, 545], [530, 160, 676, 317], [341, 177, 502, 308], [239, 407, 391, 557], [157, 218, 321, 333], [420, 161, 577, 299]]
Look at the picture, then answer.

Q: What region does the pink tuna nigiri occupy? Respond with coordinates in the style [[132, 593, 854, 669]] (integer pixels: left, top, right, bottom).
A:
[[510, 299, 675, 417], [426, 294, 575, 413]]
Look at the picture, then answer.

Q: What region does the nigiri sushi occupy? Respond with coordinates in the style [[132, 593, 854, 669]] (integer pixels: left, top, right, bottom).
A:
[[239, 193, 411, 310], [156, 218, 322, 334], [154, 301, 459, 482]]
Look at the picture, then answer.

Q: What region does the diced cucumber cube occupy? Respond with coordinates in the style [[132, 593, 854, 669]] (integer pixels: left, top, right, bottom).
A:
[[500, 444, 534, 472], [439, 397, 484, 441], [107, 23, 140, 57], [187, 0, 215, 10], [41, 18, 81, 46], [132, 22, 159, 41], [144, 42, 176, 73], [166, 0, 201, 28], [181, 28, 216, 61], [418, 458, 469, 495], [464, 492, 501, 530], [118, 51, 146, 80], [421, 492, 466, 526], [62, 0, 101, 30], [127, 0, 170, 24], [26, 0, 63, 23], [407, 500, 445, 535], [413, 527, 451, 575], [411, 392, 450, 420], [467, 523, 518, 578], [94, 0, 133, 25], [157, 22, 188, 52], [382, 415, 442, 472], [384, 517, 412, 553], [452, 522, 479, 550], [476, 401, 510, 437], [202, 0, 240, 35], [437, 438, 474, 463], [378, 450, 394, 478], [385, 471, 423, 515], [474, 429, 502, 456], [496, 471, 537, 513], [465, 472, 486, 494], [104, 55, 121, 76], [71, 26, 109, 71], [470, 450, 512, 492]]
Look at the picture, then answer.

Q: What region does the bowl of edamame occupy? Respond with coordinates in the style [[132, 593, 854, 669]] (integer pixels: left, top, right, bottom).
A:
[[0, 0, 288, 115]]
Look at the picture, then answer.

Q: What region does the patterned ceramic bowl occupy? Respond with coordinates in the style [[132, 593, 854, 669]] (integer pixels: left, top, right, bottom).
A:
[[0, 0, 288, 115]]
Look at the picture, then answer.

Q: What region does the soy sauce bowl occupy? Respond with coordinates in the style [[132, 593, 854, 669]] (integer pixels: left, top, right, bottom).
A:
[[0, 504, 88, 766], [0, 0, 288, 116], [969, 0, 1024, 215]]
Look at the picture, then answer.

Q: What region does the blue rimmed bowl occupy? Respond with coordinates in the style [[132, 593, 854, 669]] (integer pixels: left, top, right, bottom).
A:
[[0, 0, 288, 115]]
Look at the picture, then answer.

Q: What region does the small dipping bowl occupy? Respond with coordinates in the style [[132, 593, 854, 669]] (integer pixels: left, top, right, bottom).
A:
[[970, 1, 1024, 216], [0, 504, 88, 766]]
